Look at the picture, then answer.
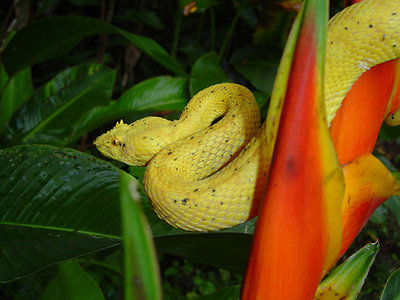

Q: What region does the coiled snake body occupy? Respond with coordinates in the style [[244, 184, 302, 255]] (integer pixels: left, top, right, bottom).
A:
[[95, 0, 400, 231]]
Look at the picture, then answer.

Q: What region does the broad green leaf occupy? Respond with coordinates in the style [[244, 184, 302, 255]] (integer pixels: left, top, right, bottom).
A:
[[39, 260, 105, 300], [315, 242, 379, 299], [2, 64, 115, 146], [381, 267, 400, 300], [230, 45, 280, 95], [2, 16, 184, 76], [0, 145, 122, 281], [120, 173, 162, 300], [0, 66, 33, 134], [116, 76, 188, 112], [200, 285, 240, 300], [190, 52, 230, 96], [74, 76, 189, 139], [0, 144, 255, 281]]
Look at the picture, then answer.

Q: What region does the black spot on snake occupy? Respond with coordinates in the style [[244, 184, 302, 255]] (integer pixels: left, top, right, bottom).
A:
[[182, 198, 189, 205], [194, 188, 198, 192], [369, 24, 373, 28]]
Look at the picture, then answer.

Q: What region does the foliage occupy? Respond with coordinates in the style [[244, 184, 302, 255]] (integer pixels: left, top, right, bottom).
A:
[[0, 0, 399, 299]]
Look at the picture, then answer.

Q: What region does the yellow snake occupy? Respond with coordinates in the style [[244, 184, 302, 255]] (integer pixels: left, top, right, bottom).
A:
[[94, 0, 400, 231]]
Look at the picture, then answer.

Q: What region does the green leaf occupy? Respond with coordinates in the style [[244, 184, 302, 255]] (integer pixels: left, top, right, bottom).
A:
[[2, 16, 184, 76], [0, 66, 33, 134], [0, 145, 122, 281], [384, 196, 400, 226], [230, 45, 280, 95], [315, 242, 379, 299], [39, 260, 105, 300], [190, 52, 230, 96], [0, 145, 255, 281], [120, 173, 162, 300], [381, 267, 400, 300], [74, 76, 189, 138], [200, 285, 240, 300], [3, 64, 115, 146]]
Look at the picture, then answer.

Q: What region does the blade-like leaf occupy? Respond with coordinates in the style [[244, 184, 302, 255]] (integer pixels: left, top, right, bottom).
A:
[[0, 66, 33, 134], [120, 173, 162, 300], [315, 242, 379, 299], [3, 64, 115, 146], [39, 260, 105, 300], [190, 52, 230, 96], [381, 267, 400, 300], [2, 16, 184, 76]]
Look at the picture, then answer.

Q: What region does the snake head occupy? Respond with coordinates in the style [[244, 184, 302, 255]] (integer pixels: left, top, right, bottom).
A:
[[94, 117, 173, 166], [93, 120, 135, 164]]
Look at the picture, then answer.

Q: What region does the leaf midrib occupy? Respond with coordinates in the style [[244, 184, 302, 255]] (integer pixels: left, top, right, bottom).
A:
[[22, 71, 112, 143], [0, 221, 121, 240]]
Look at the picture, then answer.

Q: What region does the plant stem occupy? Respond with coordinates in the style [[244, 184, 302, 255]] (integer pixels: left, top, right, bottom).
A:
[[218, 4, 244, 61], [171, 6, 183, 59], [209, 7, 216, 52]]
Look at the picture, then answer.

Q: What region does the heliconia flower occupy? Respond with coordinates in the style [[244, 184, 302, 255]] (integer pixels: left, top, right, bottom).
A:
[[330, 59, 400, 166], [242, 0, 400, 299], [242, 1, 344, 298]]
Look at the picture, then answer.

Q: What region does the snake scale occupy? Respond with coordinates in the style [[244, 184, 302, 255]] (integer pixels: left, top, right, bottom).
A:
[[95, 0, 400, 231]]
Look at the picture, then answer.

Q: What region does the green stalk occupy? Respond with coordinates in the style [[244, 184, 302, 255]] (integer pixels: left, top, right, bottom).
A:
[[218, 4, 244, 61], [209, 7, 216, 52], [171, 6, 182, 59], [120, 172, 162, 300]]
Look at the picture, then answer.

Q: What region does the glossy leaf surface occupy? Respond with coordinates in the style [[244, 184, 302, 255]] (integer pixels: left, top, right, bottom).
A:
[[75, 76, 188, 136], [3, 64, 115, 146], [0, 145, 122, 281], [0, 66, 33, 134], [0, 145, 255, 281]]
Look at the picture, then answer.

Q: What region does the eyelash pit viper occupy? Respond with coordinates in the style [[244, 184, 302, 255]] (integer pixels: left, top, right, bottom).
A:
[[94, 0, 400, 232]]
